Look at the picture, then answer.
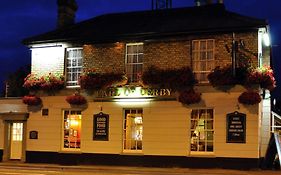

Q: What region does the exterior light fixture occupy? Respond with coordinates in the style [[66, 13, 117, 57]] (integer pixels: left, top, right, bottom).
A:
[[263, 33, 270, 46]]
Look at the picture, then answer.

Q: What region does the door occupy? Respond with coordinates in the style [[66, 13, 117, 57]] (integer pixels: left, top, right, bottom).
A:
[[10, 122, 23, 160]]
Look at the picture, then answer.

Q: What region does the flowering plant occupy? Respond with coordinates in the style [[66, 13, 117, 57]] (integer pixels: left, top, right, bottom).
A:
[[23, 74, 43, 91], [238, 91, 261, 105], [65, 93, 87, 105], [22, 95, 42, 106], [178, 89, 201, 105], [207, 66, 237, 86], [23, 73, 64, 91], [79, 69, 125, 90], [246, 66, 276, 91], [142, 66, 197, 90]]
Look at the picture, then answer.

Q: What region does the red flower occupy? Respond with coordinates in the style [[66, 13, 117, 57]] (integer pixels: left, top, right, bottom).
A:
[[238, 91, 261, 105], [22, 95, 42, 106], [178, 89, 201, 105], [247, 66, 276, 91], [66, 94, 87, 105]]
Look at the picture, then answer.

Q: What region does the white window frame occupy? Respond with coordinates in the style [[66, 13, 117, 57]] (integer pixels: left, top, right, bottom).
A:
[[190, 108, 214, 153], [123, 109, 143, 153], [66, 48, 83, 88], [192, 39, 215, 83], [62, 110, 82, 151], [125, 43, 144, 83]]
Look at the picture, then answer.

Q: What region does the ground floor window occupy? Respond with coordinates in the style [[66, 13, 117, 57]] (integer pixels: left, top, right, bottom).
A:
[[123, 109, 143, 151], [190, 109, 214, 152], [63, 110, 81, 149]]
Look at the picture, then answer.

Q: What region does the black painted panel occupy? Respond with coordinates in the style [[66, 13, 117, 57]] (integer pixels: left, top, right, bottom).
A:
[[25, 151, 261, 169]]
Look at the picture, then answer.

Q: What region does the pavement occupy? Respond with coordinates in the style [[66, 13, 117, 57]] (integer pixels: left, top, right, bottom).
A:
[[0, 162, 280, 175]]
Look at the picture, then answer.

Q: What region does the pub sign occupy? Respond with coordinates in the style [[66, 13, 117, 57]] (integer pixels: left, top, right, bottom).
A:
[[93, 112, 109, 141], [226, 111, 246, 143]]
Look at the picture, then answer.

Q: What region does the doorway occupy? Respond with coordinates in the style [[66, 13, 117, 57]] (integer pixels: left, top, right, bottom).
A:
[[9, 122, 23, 160], [0, 112, 28, 162]]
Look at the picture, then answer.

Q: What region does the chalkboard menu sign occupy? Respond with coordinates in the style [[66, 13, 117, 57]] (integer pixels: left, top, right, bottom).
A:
[[226, 111, 246, 143], [93, 112, 109, 141]]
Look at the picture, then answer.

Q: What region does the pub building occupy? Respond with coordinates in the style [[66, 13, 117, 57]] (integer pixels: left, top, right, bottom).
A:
[[0, 0, 276, 169]]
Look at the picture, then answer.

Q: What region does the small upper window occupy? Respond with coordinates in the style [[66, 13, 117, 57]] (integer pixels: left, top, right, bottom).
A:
[[125, 43, 143, 83], [192, 39, 215, 83], [66, 48, 83, 87]]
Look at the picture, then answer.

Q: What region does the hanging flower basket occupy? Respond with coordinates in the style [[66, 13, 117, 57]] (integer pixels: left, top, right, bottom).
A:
[[207, 66, 237, 87], [246, 66, 276, 91], [238, 91, 261, 105], [66, 94, 87, 105], [22, 95, 42, 106], [178, 89, 201, 105]]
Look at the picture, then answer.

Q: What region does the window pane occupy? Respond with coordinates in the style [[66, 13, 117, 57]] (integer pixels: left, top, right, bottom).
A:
[[192, 40, 215, 83], [63, 110, 81, 149], [123, 109, 143, 151], [190, 109, 214, 152], [125, 44, 143, 83], [66, 48, 83, 87]]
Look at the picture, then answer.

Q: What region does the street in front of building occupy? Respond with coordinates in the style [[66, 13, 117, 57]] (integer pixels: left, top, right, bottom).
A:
[[0, 164, 280, 175]]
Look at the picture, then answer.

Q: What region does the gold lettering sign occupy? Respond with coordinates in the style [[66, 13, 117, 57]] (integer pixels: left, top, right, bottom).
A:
[[95, 87, 172, 98]]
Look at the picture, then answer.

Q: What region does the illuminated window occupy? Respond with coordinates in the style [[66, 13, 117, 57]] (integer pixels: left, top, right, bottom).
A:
[[63, 110, 81, 149], [12, 123, 23, 141], [66, 48, 83, 87], [125, 43, 143, 83], [192, 40, 215, 82], [123, 109, 143, 151], [190, 109, 214, 152]]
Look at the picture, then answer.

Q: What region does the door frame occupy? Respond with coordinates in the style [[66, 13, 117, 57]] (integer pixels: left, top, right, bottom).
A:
[[0, 112, 29, 162]]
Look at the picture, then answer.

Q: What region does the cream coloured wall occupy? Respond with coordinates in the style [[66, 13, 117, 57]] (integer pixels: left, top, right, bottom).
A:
[[0, 117, 3, 149], [26, 96, 69, 152], [21, 85, 261, 159]]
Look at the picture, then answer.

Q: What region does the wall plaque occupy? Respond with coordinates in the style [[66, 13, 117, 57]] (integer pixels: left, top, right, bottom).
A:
[[29, 131, 38, 139], [226, 111, 246, 143], [93, 112, 109, 141]]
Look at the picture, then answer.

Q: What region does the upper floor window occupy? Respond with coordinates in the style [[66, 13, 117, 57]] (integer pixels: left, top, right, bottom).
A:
[[125, 43, 143, 83], [66, 48, 83, 87], [192, 39, 215, 83]]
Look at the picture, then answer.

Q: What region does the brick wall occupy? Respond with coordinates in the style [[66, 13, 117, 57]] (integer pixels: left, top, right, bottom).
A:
[[83, 31, 259, 73]]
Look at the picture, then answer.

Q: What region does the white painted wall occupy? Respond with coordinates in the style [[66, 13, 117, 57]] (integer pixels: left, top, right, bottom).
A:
[[22, 86, 262, 159]]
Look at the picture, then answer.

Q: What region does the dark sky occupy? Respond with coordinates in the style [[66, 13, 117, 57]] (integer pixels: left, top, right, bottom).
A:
[[0, 0, 280, 98]]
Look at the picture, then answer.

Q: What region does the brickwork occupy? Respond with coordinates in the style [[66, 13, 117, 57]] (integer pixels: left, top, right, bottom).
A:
[[82, 31, 259, 73]]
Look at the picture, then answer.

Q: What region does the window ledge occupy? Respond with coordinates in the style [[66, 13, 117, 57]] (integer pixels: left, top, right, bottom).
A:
[[122, 150, 143, 155], [189, 151, 215, 157]]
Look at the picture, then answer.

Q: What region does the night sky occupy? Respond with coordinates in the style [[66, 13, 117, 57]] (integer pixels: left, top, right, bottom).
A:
[[0, 0, 280, 98]]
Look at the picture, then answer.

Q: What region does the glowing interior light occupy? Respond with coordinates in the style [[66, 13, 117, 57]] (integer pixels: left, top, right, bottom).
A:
[[263, 33, 270, 46]]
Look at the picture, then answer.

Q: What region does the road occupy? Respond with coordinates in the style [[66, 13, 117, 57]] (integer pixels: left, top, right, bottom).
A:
[[0, 164, 280, 175]]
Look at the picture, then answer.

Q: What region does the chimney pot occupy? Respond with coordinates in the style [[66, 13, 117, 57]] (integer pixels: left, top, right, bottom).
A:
[[218, 0, 224, 3]]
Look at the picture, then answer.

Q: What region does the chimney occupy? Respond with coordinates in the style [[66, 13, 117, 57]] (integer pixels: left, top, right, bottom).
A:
[[57, 0, 78, 28], [206, 0, 213, 4], [195, 0, 200, 6], [217, 0, 224, 3]]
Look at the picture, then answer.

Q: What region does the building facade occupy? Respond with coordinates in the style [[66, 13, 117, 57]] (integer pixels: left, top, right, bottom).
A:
[[0, 1, 273, 169]]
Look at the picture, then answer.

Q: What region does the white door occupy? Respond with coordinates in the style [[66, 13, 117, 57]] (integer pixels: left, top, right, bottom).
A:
[[10, 123, 23, 160]]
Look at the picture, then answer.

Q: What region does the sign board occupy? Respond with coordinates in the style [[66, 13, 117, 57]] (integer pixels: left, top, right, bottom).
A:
[[226, 111, 246, 143], [93, 112, 109, 141]]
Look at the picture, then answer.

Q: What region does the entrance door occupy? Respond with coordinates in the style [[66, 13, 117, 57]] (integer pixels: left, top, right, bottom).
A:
[[10, 123, 23, 160]]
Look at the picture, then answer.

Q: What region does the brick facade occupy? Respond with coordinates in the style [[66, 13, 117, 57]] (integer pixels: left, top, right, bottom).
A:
[[82, 31, 258, 74]]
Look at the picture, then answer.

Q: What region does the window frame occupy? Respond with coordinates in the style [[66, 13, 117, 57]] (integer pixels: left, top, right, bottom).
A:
[[62, 109, 82, 151], [123, 108, 143, 153], [190, 108, 214, 154], [65, 47, 83, 88], [192, 39, 215, 83], [125, 43, 144, 84]]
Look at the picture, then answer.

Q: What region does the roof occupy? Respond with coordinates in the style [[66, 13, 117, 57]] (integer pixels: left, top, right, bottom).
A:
[[23, 4, 267, 45]]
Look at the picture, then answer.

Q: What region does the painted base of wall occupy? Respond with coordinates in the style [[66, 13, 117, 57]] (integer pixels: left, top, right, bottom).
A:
[[0, 149, 2, 162], [26, 151, 261, 169]]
